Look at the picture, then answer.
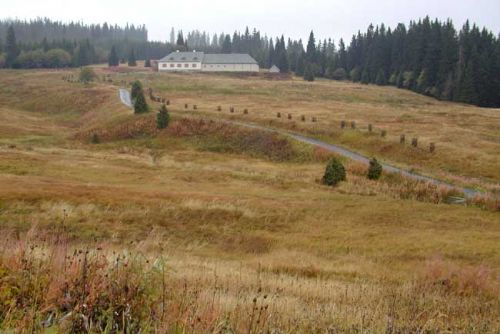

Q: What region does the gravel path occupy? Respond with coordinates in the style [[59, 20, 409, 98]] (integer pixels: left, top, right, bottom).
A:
[[117, 89, 477, 198], [119, 88, 132, 108]]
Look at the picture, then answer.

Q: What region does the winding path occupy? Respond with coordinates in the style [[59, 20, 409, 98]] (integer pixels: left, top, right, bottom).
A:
[[118, 88, 477, 198], [119, 88, 132, 108]]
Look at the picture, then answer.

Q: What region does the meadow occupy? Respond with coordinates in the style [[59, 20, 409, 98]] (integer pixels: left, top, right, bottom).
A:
[[0, 66, 498, 333]]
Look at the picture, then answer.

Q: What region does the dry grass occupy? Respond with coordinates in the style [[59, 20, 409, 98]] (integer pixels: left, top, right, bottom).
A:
[[94, 69, 500, 191], [0, 67, 499, 332]]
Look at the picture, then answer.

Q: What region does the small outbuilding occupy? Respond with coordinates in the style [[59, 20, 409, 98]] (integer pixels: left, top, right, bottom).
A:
[[269, 65, 280, 73]]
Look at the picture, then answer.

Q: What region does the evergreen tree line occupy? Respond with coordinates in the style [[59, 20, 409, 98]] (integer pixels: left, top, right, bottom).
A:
[[0, 18, 169, 68], [169, 19, 500, 107], [1, 17, 498, 107]]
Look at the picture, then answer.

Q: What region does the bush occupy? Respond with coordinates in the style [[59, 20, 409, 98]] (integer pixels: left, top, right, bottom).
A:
[[331, 68, 347, 80], [303, 64, 315, 82], [400, 134, 406, 144], [0, 53, 5, 68], [91, 133, 100, 144], [79, 67, 96, 84], [367, 158, 382, 180], [157, 104, 170, 129], [134, 92, 149, 114], [131, 81, 143, 101], [322, 158, 346, 186]]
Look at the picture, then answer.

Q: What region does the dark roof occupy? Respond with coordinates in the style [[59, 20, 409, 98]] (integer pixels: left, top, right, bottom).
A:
[[159, 51, 204, 62], [203, 53, 258, 64]]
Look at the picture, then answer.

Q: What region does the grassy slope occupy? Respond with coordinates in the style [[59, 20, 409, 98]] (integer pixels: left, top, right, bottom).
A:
[[111, 69, 500, 192], [0, 67, 498, 331]]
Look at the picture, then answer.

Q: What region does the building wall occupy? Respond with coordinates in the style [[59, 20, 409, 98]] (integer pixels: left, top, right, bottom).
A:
[[201, 63, 259, 72], [158, 61, 202, 71]]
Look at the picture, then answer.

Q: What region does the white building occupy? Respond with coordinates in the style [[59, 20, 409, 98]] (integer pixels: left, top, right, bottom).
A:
[[269, 65, 280, 73], [158, 51, 259, 72]]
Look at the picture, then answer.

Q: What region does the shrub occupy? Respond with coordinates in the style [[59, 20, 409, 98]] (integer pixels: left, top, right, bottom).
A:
[[341, 120, 346, 129], [312, 117, 317, 122], [131, 81, 144, 102], [91, 133, 100, 144], [217, 106, 222, 111], [157, 104, 170, 129], [381, 130, 387, 138], [351, 121, 356, 129], [287, 114, 292, 120], [79, 67, 96, 84], [303, 64, 315, 82], [430, 142, 436, 153], [322, 158, 346, 186], [230, 107, 235, 113], [400, 134, 406, 144], [193, 104, 197, 110], [368, 124, 373, 132], [412, 138, 418, 147], [277, 112, 281, 118], [367, 158, 383, 180], [301, 115, 306, 122], [331, 67, 347, 80], [243, 109, 248, 114], [185, 103, 188, 109], [134, 92, 149, 114]]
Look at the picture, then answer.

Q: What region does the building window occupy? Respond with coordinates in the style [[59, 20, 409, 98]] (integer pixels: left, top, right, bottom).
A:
[[184, 64, 189, 68], [170, 64, 174, 68], [162, 64, 166, 68], [192, 64, 197, 68], [177, 64, 182, 68]]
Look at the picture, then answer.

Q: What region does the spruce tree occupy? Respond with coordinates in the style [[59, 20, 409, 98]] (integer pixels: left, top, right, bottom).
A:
[[367, 158, 383, 180], [131, 80, 143, 102], [375, 69, 387, 85], [303, 63, 315, 81], [133, 91, 149, 114], [128, 48, 137, 66], [108, 45, 119, 67], [221, 35, 232, 53], [306, 31, 316, 63], [145, 58, 151, 67], [322, 158, 346, 186], [5, 25, 19, 67], [157, 104, 170, 129]]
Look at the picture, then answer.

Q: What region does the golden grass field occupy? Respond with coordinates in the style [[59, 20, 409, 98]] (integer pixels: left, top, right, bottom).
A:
[[0, 66, 499, 332]]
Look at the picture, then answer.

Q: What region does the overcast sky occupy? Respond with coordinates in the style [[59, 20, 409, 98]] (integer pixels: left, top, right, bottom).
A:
[[2, 0, 500, 43]]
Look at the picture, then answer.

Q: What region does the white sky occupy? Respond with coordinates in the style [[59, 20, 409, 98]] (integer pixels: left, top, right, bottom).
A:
[[2, 0, 499, 43]]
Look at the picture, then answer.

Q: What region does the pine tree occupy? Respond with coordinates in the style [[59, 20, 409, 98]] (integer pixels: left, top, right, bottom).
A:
[[128, 48, 137, 66], [375, 69, 387, 85], [108, 45, 119, 67], [322, 158, 346, 186], [5, 25, 19, 67], [221, 35, 232, 53], [306, 31, 316, 63], [303, 63, 315, 81], [157, 104, 170, 129], [145, 58, 151, 67], [131, 80, 143, 102], [367, 158, 383, 180], [133, 91, 148, 114]]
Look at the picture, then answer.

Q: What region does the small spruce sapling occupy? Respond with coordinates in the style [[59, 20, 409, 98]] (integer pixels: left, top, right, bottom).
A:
[[367, 158, 382, 180], [157, 104, 170, 129], [322, 158, 346, 186]]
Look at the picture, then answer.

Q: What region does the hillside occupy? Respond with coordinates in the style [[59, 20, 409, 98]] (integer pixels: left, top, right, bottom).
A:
[[0, 66, 498, 332]]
